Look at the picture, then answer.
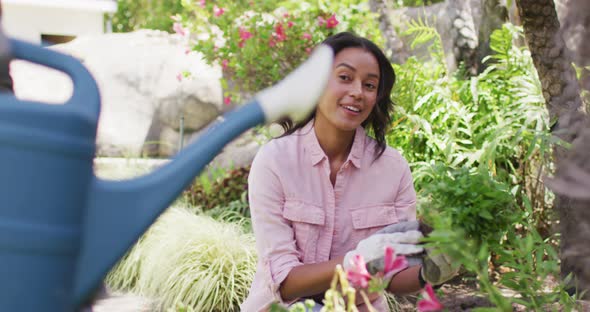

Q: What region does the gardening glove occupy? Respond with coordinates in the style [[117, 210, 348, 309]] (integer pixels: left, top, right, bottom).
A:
[[343, 227, 424, 272], [365, 221, 425, 273], [420, 246, 460, 286]]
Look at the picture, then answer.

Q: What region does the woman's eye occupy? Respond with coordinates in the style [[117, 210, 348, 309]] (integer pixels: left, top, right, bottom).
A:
[[339, 75, 351, 81], [365, 83, 377, 90]]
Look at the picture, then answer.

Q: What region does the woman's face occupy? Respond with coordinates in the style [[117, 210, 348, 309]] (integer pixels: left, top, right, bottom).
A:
[[316, 47, 380, 132]]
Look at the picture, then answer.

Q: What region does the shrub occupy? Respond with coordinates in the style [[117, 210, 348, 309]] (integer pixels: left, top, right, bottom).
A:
[[183, 165, 250, 213], [388, 23, 554, 234], [106, 207, 257, 311], [111, 0, 184, 32], [419, 165, 517, 248], [175, 0, 382, 104]]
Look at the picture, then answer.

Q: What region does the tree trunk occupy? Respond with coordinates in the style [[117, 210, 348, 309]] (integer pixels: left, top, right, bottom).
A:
[[516, 0, 589, 298]]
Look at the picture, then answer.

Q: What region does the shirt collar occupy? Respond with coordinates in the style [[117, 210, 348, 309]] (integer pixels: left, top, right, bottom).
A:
[[300, 119, 365, 168]]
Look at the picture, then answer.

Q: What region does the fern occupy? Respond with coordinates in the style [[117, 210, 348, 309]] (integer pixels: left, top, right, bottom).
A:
[[402, 17, 446, 74]]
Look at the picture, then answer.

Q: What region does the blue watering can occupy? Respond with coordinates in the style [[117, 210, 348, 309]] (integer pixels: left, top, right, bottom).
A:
[[0, 38, 333, 311]]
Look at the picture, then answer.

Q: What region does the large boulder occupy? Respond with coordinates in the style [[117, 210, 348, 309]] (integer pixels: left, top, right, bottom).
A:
[[11, 29, 223, 157]]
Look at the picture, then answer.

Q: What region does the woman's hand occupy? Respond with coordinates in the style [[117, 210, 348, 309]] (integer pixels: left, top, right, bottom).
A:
[[343, 230, 423, 271], [420, 247, 460, 285]]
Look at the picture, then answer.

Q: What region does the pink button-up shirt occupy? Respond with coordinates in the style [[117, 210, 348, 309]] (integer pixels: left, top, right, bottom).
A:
[[241, 121, 416, 312]]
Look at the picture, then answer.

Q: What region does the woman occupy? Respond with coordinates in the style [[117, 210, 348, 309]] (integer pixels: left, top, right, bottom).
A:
[[241, 32, 452, 312]]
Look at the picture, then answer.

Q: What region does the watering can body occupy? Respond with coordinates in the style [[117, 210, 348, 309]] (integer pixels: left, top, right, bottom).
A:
[[0, 39, 99, 311], [0, 38, 332, 311]]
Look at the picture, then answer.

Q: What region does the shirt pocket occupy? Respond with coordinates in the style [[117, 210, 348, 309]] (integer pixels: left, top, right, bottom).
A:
[[349, 204, 398, 246], [282, 200, 325, 263]]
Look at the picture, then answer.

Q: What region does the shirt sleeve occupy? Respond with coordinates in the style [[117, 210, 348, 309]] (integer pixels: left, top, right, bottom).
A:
[[248, 144, 302, 304], [394, 159, 417, 221]]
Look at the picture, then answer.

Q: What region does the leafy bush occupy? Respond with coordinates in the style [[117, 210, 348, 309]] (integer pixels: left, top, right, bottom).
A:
[[175, 0, 382, 104], [388, 23, 554, 233], [106, 207, 257, 311], [390, 21, 579, 310], [419, 165, 517, 248], [423, 201, 578, 311], [111, 0, 184, 32], [183, 165, 250, 214]]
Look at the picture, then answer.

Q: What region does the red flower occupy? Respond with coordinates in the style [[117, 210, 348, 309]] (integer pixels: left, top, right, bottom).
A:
[[214, 5, 225, 17], [224, 96, 231, 106], [417, 284, 444, 312], [238, 27, 253, 48], [346, 255, 372, 289], [221, 59, 228, 70], [287, 21, 294, 28], [326, 14, 339, 29], [274, 23, 287, 42], [302, 33, 312, 40]]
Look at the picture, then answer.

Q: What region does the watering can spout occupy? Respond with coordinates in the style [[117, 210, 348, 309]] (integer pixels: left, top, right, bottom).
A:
[[73, 45, 334, 305]]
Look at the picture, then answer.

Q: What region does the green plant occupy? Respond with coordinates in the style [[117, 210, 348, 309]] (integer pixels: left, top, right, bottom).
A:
[[422, 200, 578, 311], [111, 0, 184, 32], [392, 0, 444, 7], [183, 165, 250, 213], [388, 23, 555, 234], [176, 0, 382, 104], [106, 207, 257, 311], [202, 192, 252, 232], [419, 165, 517, 248]]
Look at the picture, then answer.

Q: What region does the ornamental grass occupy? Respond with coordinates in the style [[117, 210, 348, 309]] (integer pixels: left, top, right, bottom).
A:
[[106, 206, 257, 311]]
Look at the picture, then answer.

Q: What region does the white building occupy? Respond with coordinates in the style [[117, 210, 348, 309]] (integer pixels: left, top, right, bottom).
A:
[[1, 0, 117, 45]]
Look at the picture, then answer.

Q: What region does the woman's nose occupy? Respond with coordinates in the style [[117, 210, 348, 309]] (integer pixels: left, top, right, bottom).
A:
[[348, 81, 363, 99]]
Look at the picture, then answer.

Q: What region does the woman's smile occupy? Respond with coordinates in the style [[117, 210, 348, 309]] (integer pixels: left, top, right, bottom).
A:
[[316, 47, 380, 132]]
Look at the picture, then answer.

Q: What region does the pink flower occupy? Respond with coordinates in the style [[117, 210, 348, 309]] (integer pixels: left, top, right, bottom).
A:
[[302, 33, 312, 40], [317, 16, 326, 26], [239, 27, 253, 40], [287, 21, 294, 28], [326, 14, 339, 29], [274, 23, 287, 42], [305, 47, 312, 55], [184, 48, 191, 55], [173, 22, 186, 36], [382, 246, 408, 278], [221, 59, 228, 70], [224, 96, 231, 106], [346, 255, 372, 289], [268, 39, 276, 47], [417, 284, 444, 312], [214, 5, 225, 17], [176, 73, 183, 82], [283, 13, 290, 18], [199, 0, 206, 8], [238, 27, 253, 48]]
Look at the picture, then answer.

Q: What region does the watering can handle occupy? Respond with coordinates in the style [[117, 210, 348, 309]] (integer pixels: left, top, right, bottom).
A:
[[8, 39, 100, 122]]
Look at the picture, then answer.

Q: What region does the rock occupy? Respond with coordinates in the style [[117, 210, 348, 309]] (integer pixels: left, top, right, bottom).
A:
[[11, 29, 223, 157]]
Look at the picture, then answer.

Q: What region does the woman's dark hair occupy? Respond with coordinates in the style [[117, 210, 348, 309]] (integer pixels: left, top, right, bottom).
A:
[[278, 32, 396, 159]]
